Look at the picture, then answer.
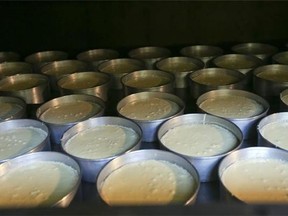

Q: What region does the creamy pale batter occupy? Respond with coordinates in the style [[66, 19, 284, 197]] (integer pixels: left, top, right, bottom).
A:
[[199, 95, 264, 118], [0, 127, 47, 160], [119, 97, 180, 121], [221, 158, 288, 203], [39, 100, 101, 124], [260, 121, 288, 150], [0, 161, 79, 208], [101, 63, 141, 74], [160, 123, 238, 157], [192, 73, 239, 86], [64, 125, 139, 159], [217, 58, 256, 69], [100, 159, 197, 205], [124, 75, 170, 88]]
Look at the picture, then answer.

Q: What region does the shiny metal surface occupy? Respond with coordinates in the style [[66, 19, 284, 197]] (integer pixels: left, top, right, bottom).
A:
[[253, 64, 288, 100], [0, 62, 33, 78], [196, 89, 270, 139], [25, 50, 68, 73], [257, 112, 288, 150], [0, 96, 26, 121], [117, 91, 185, 142], [0, 52, 20, 63], [76, 48, 119, 70], [36, 94, 105, 146], [57, 71, 111, 102], [121, 69, 175, 95], [128, 46, 171, 69], [40, 59, 89, 92], [61, 116, 142, 183], [0, 73, 51, 104], [155, 56, 204, 88], [96, 149, 200, 205], [179, 45, 223, 67], [231, 42, 278, 62], [272, 51, 288, 65], [158, 113, 243, 182], [0, 151, 81, 207], [218, 146, 288, 203], [188, 67, 247, 99], [98, 58, 145, 89], [280, 89, 288, 111]]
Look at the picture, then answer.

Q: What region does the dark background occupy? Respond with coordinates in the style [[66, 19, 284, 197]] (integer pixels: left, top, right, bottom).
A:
[[0, 1, 288, 58]]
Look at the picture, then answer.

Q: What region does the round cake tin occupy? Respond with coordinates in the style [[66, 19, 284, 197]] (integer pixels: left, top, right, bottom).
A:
[[61, 116, 142, 183], [0, 96, 26, 121], [98, 58, 145, 89], [0, 51, 20, 63], [218, 146, 288, 203], [96, 149, 200, 206], [231, 42, 278, 63], [0, 62, 33, 78], [155, 56, 205, 88], [179, 45, 223, 67], [117, 91, 185, 142], [0, 118, 51, 163], [272, 51, 288, 65], [128, 46, 171, 69], [0, 73, 51, 104], [25, 50, 68, 73], [0, 151, 81, 208], [57, 71, 111, 102], [188, 67, 247, 99], [121, 69, 175, 95], [40, 59, 89, 92], [257, 112, 288, 151], [76, 48, 119, 70], [196, 89, 269, 140], [36, 94, 105, 146], [253, 64, 288, 102], [158, 113, 243, 182]]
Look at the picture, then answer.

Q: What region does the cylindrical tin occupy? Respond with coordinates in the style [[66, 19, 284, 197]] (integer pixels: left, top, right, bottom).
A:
[[257, 112, 288, 151], [96, 149, 200, 205], [98, 58, 145, 89], [0, 119, 51, 162], [76, 48, 119, 70], [218, 147, 288, 203], [196, 89, 269, 140], [272, 51, 288, 65], [128, 46, 171, 69], [36, 94, 105, 146], [121, 69, 175, 95], [253, 64, 288, 104], [155, 56, 205, 88], [158, 113, 243, 182], [280, 89, 288, 111], [117, 92, 185, 142], [0, 73, 51, 104], [179, 45, 224, 67], [0, 51, 20, 63], [231, 42, 278, 63], [0, 62, 33, 78], [61, 116, 142, 183], [0, 151, 81, 207], [40, 59, 89, 92], [0, 96, 26, 121], [57, 71, 111, 102], [209, 54, 264, 88], [188, 68, 247, 99], [25, 50, 69, 73]]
